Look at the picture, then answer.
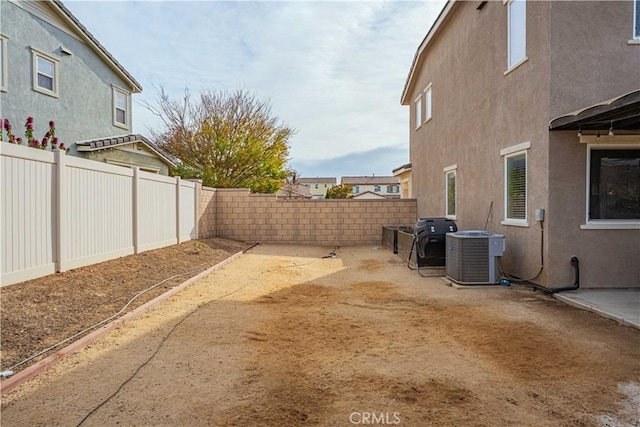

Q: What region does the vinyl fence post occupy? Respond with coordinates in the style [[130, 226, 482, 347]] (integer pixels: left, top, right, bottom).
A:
[[193, 181, 199, 240], [133, 167, 140, 254], [55, 149, 67, 272], [176, 176, 182, 244]]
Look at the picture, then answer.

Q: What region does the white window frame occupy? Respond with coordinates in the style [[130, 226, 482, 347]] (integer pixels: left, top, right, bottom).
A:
[[581, 143, 640, 230], [31, 47, 59, 97], [0, 34, 8, 92], [424, 84, 432, 123], [634, 0, 640, 40], [501, 141, 530, 227], [112, 85, 130, 129], [444, 164, 457, 219], [505, 0, 528, 73], [414, 95, 422, 130]]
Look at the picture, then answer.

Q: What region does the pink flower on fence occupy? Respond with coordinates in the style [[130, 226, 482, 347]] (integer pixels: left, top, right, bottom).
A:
[[1, 117, 65, 151]]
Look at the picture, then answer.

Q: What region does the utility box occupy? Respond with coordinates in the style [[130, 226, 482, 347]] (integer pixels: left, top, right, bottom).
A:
[[446, 231, 505, 284]]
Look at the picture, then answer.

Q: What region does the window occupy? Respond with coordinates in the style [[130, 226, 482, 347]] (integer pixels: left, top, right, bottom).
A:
[[635, 0, 640, 39], [31, 48, 59, 97], [424, 84, 432, 122], [315, 184, 319, 189], [504, 151, 527, 223], [353, 186, 360, 194], [588, 148, 640, 221], [414, 95, 422, 129], [113, 86, 130, 128], [0, 34, 7, 92], [374, 185, 381, 192], [507, 0, 526, 69], [445, 165, 457, 218], [387, 185, 399, 193]]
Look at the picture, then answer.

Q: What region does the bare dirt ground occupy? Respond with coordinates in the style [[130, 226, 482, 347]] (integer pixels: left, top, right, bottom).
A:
[[0, 238, 250, 372], [2, 244, 639, 426]]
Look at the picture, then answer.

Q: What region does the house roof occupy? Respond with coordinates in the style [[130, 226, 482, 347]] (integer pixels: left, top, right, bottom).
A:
[[341, 176, 400, 185], [400, 1, 455, 105], [75, 134, 178, 167], [352, 191, 401, 200], [50, 0, 142, 93], [276, 184, 313, 199], [549, 89, 640, 131], [392, 162, 412, 174], [298, 177, 337, 185]]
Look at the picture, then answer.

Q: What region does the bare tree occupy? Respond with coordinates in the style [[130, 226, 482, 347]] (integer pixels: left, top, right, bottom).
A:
[[280, 169, 301, 199], [147, 87, 294, 193]]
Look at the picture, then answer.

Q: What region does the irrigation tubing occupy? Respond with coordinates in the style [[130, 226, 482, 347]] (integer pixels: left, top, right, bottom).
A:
[[5, 268, 205, 374], [76, 281, 253, 426]]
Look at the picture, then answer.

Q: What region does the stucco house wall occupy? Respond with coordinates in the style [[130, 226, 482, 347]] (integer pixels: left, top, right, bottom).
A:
[[404, 0, 639, 288], [0, 1, 138, 153], [544, 1, 640, 288], [81, 148, 170, 176], [406, 0, 551, 284]]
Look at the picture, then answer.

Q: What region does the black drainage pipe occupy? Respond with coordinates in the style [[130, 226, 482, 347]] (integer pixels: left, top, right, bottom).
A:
[[545, 256, 580, 294], [505, 256, 579, 294]]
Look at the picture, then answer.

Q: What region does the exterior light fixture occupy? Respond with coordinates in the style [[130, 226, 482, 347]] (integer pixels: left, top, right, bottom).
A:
[[608, 122, 614, 136]]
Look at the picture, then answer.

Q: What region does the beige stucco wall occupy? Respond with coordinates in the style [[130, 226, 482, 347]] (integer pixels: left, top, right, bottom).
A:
[[545, 1, 640, 288], [196, 187, 417, 246], [407, 1, 551, 284], [549, 1, 640, 118], [79, 149, 169, 175], [548, 132, 640, 288], [406, 1, 639, 288]]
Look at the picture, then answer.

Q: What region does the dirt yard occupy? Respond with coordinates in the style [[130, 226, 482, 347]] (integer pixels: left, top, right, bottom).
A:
[[2, 245, 639, 426], [0, 238, 250, 372]]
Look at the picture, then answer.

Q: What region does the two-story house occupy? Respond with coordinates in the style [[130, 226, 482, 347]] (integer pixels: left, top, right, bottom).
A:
[[298, 177, 337, 199], [341, 176, 401, 199], [401, 0, 640, 289], [0, 0, 175, 174]]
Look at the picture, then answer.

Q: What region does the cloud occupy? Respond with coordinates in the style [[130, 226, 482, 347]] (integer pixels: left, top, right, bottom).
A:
[[290, 143, 409, 179], [65, 0, 445, 173]]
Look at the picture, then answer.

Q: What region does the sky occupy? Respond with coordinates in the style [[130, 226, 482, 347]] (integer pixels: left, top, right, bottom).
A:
[[65, 0, 446, 179]]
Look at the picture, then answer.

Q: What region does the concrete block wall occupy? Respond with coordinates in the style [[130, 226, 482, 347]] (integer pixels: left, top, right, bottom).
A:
[[197, 187, 417, 246], [195, 182, 216, 239]]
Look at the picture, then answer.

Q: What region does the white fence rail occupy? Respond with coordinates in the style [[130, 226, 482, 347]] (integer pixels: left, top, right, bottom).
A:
[[1, 143, 197, 286]]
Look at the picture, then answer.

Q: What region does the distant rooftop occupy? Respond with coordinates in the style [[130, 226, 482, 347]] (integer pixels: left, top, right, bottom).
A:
[[341, 176, 400, 185], [299, 177, 337, 184]]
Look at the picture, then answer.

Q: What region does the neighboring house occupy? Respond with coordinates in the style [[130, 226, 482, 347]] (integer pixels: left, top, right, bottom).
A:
[[0, 1, 173, 174], [401, 0, 640, 289], [352, 191, 391, 200], [76, 134, 177, 175], [341, 176, 401, 198], [276, 183, 312, 199], [392, 162, 412, 198], [298, 177, 337, 199]]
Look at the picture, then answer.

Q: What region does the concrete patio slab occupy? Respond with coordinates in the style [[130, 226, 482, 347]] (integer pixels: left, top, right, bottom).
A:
[[554, 289, 640, 330]]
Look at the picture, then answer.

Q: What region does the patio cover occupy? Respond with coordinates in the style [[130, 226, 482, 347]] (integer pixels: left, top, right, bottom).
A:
[[549, 89, 640, 131]]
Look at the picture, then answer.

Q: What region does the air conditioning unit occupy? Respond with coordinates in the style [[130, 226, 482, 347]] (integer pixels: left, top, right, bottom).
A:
[[446, 231, 505, 285]]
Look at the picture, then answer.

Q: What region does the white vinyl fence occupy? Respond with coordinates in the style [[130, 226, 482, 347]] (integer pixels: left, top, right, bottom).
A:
[[0, 143, 197, 286]]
